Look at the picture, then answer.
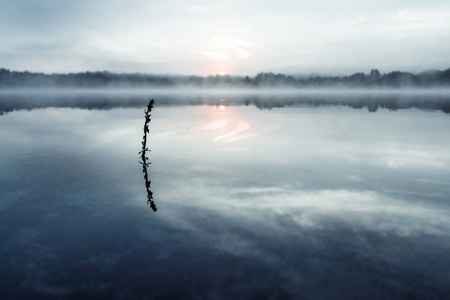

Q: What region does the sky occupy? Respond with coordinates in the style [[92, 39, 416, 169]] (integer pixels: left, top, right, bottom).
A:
[[1, 0, 450, 76]]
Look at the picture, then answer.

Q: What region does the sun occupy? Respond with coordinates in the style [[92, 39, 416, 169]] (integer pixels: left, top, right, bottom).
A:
[[219, 72, 225, 76], [218, 105, 225, 110]]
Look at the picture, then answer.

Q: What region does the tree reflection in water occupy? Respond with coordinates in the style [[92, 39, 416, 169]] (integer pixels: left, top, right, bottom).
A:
[[139, 99, 157, 211]]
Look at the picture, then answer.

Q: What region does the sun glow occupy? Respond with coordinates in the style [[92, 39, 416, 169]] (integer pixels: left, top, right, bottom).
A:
[[218, 105, 225, 110], [219, 72, 225, 76]]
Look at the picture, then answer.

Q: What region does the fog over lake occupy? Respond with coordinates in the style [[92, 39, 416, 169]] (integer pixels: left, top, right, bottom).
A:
[[1, 91, 449, 299]]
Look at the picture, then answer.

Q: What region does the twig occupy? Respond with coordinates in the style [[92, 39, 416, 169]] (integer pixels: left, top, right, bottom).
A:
[[140, 99, 156, 212]]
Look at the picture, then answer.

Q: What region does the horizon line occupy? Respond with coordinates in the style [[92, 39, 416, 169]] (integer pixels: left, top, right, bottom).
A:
[[2, 66, 450, 78]]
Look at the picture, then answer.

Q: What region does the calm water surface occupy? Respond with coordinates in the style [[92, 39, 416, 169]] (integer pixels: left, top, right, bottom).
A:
[[1, 93, 450, 299]]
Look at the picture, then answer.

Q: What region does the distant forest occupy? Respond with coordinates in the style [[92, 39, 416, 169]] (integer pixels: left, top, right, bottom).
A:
[[1, 67, 450, 88]]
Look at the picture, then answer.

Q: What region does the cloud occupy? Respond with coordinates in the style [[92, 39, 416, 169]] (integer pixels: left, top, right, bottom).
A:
[[196, 50, 229, 62], [213, 37, 255, 60], [186, 5, 206, 13]]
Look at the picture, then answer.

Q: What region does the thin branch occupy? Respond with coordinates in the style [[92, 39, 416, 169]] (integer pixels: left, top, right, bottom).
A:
[[139, 99, 157, 212]]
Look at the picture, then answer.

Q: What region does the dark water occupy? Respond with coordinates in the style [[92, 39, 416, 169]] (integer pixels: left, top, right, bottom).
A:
[[1, 92, 450, 299]]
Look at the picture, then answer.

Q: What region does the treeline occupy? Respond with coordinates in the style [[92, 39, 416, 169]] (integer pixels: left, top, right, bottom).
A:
[[1, 67, 450, 88]]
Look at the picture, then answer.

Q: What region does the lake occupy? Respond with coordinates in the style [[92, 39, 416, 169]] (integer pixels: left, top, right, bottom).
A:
[[1, 91, 450, 299]]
